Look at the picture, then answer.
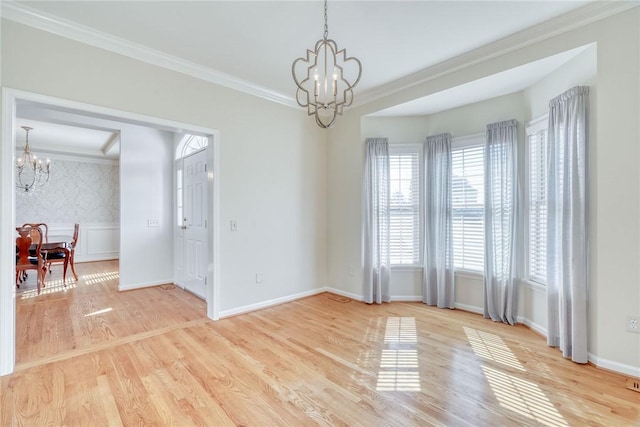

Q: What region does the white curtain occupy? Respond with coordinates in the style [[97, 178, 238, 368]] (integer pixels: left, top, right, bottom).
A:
[[546, 86, 589, 363], [363, 138, 391, 304], [422, 133, 454, 308], [484, 119, 520, 325]]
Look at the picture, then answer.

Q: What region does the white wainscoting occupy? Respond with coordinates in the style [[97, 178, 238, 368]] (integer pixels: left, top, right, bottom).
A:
[[48, 222, 119, 262]]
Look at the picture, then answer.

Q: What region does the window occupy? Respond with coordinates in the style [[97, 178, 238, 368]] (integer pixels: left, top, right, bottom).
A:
[[175, 134, 208, 227], [526, 118, 548, 284], [389, 146, 421, 265], [176, 134, 208, 159], [176, 165, 183, 227], [451, 136, 485, 272]]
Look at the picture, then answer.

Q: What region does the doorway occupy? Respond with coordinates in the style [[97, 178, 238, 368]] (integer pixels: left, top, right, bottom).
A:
[[0, 88, 221, 376]]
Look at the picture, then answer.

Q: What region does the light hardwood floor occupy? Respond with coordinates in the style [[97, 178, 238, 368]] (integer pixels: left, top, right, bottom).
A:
[[2, 261, 638, 426]]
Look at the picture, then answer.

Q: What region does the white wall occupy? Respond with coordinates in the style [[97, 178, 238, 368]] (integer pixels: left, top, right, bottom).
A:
[[118, 125, 174, 289], [1, 19, 327, 313], [328, 9, 640, 375]]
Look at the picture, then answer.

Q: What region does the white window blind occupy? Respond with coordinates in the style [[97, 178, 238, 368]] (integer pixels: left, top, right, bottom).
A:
[[451, 141, 485, 272], [526, 121, 548, 284], [389, 148, 421, 265]]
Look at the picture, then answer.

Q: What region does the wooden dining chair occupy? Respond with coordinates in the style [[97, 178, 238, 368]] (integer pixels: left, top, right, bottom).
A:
[[23, 222, 48, 244], [15, 226, 47, 294], [20, 223, 48, 282], [45, 223, 79, 282]]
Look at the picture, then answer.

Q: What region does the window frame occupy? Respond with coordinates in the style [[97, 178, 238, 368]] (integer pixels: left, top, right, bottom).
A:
[[388, 143, 423, 268], [525, 114, 549, 287], [451, 133, 486, 275]]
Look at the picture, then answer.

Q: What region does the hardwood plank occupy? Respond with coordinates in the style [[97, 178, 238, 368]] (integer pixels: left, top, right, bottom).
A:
[[3, 264, 639, 426]]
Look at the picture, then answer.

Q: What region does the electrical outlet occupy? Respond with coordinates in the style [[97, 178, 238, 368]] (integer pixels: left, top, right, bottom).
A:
[[255, 273, 263, 284], [625, 315, 639, 333]]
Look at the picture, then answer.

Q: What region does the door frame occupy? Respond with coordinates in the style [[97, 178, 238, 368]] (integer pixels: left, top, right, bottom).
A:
[[0, 88, 221, 376]]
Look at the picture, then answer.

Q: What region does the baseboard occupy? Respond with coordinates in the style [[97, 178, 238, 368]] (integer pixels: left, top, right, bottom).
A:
[[390, 295, 423, 302], [454, 302, 483, 315], [588, 353, 640, 379], [323, 287, 364, 302], [518, 316, 547, 337], [219, 288, 329, 318], [322, 289, 424, 303], [118, 279, 171, 292]]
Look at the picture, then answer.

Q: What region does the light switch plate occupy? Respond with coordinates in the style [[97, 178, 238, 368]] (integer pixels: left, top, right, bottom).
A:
[[148, 218, 160, 227]]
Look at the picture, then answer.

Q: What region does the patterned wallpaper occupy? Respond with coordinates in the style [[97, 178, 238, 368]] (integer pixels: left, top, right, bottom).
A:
[[16, 158, 119, 224]]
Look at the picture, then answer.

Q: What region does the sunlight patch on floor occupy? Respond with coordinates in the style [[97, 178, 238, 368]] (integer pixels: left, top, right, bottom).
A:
[[82, 271, 119, 285], [380, 349, 419, 368], [20, 280, 75, 299], [376, 317, 421, 392], [464, 326, 525, 371], [384, 316, 418, 343], [482, 365, 568, 427], [19, 270, 119, 299], [85, 307, 113, 317]]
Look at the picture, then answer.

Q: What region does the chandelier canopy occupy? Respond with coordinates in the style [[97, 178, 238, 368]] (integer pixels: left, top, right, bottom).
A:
[[16, 126, 51, 195], [292, 0, 362, 128]]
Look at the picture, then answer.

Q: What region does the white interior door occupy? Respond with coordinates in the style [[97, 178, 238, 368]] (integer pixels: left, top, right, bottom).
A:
[[181, 149, 208, 298]]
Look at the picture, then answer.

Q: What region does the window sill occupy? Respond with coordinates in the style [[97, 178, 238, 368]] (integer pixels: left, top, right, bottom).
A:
[[524, 280, 546, 294], [454, 269, 483, 280], [391, 265, 423, 272]]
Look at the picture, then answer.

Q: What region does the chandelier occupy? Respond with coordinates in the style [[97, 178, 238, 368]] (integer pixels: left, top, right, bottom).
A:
[[292, 0, 362, 128], [15, 126, 51, 195]]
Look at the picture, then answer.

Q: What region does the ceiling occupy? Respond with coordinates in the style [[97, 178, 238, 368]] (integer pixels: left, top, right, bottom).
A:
[[15, 118, 120, 159], [5, 0, 607, 155], [15, 102, 123, 159]]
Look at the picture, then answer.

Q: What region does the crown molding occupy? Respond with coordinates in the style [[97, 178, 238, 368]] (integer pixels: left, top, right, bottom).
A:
[[354, 0, 640, 107], [0, 1, 298, 108], [2, 1, 638, 111]]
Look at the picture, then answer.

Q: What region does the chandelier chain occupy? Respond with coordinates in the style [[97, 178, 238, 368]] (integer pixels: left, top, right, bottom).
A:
[[24, 127, 31, 151], [323, 0, 328, 40]]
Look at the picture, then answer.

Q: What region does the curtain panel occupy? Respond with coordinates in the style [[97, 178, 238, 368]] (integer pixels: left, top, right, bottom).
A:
[[546, 86, 589, 363], [363, 138, 391, 304], [484, 119, 520, 325], [422, 133, 455, 308]]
